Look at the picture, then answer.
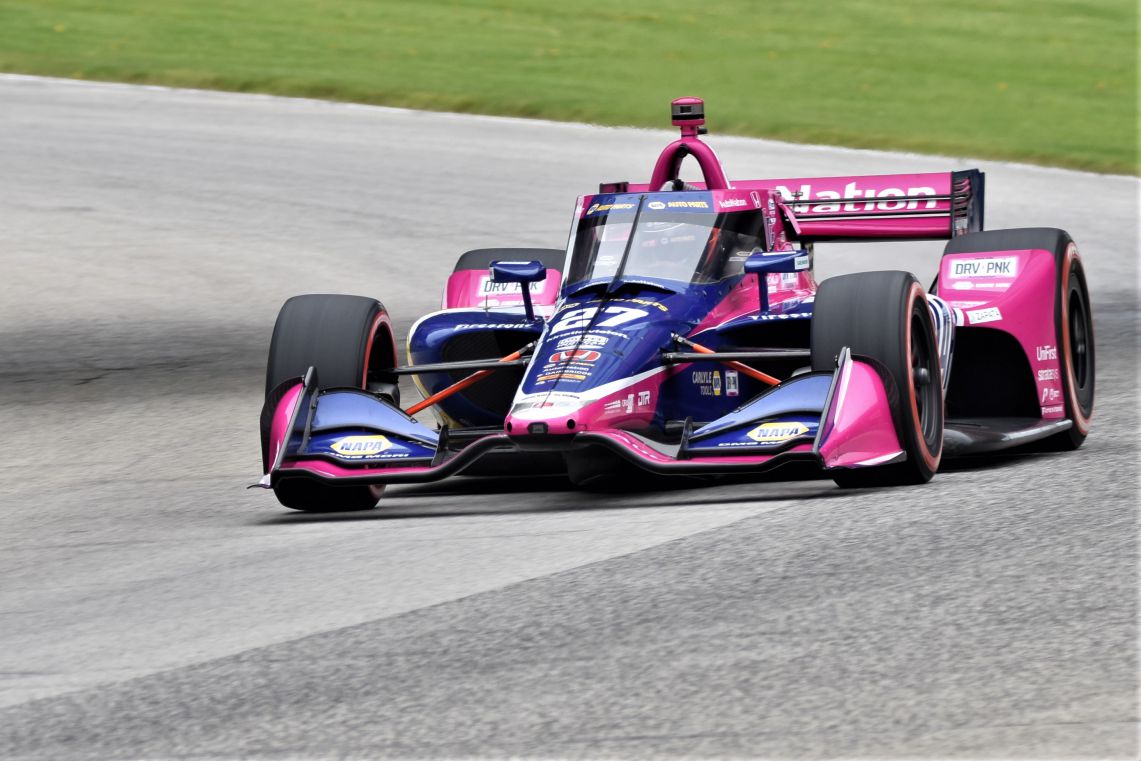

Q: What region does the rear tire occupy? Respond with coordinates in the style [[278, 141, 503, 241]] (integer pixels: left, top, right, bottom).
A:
[[944, 228, 1094, 449], [264, 294, 398, 512], [812, 271, 944, 487], [453, 247, 565, 273]]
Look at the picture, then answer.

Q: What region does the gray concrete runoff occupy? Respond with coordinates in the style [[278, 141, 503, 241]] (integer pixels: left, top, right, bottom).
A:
[[0, 74, 1136, 759]]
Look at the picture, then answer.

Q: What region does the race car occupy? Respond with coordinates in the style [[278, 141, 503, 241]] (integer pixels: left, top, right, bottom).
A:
[[256, 97, 1094, 511]]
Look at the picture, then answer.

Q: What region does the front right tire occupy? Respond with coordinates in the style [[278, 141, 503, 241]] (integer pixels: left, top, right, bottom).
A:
[[811, 271, 944, 488]]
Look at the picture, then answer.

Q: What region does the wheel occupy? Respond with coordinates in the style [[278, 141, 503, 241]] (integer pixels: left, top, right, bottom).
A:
[[265, 294, 399, 401], [811, 271, 944, 487], [263, 294, 398, 512], [944, 228, 1094, 449]]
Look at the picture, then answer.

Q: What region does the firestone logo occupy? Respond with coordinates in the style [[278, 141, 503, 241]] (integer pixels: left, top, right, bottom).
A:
[[777, 182, 938, 213]]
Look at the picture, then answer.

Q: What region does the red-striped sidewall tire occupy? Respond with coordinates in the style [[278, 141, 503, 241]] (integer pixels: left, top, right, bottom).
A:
[[263, 294, 398, 512], [1053, 244, 1095, 448], [942, 228, 1093, 450], [811, 271, 943, 487]]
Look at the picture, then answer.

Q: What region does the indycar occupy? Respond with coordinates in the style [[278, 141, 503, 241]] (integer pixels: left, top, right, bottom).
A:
[[257, 97, 1094, 511]]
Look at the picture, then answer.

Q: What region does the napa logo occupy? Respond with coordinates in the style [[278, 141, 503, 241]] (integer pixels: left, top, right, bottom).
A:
[[330, 435, 392, 457], [746, 422, 809, 443]]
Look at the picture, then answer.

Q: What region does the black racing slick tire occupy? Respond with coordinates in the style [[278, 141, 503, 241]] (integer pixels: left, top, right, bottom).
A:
[[453, 247, 566, 273], [265, 294, 399, 400], [945, 228, 1094, 450], [811, 271, 944, 488], [264, 294, 398, 512]]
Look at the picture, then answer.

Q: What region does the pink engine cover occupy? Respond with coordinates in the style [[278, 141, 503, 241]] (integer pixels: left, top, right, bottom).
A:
[[935, 247, 1063, 419]]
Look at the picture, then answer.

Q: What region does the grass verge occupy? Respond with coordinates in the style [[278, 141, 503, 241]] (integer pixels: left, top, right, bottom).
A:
[[1, 0, 1136, 173]]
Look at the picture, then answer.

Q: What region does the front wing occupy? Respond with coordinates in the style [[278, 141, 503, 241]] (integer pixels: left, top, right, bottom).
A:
[[256, 349, 910, 490]]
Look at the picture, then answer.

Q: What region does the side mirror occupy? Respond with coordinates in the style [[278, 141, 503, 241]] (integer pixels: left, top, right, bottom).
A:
[[490, 260, 546, 321], [742, 250, 810, 276], [743, 250, 810, 313]]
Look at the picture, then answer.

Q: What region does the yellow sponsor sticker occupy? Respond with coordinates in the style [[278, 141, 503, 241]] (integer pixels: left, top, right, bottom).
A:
[[330, 435, 392, 457], [746, 422, 809, 443]]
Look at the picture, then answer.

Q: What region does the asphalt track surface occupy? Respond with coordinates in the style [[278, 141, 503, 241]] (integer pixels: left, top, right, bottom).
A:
[[0, 75, 1137, 759]]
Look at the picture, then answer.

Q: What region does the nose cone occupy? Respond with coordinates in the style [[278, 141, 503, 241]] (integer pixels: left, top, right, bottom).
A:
[[504, 400, 586, 436]]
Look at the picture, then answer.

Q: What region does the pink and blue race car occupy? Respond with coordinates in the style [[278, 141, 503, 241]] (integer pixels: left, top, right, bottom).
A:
[[257, 97, 1094, 511]]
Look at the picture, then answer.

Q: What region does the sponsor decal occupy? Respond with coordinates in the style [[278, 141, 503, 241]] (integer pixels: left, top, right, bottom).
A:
[[750, 190, 763, 208], [549, 349, 601, 363], [647, 201, 666, 210], [1041, 404, 1065, 415], [693, 369, 721, 397], [330, 435, 392, 458], [637, 390, 652, 408], [726, 370, 739, 397], [454, 323, 533, 331], [586, 201, 636, 215], [1040, 387, 1062, 403], [794, 254, 810, 270], [554, 328, 628, 341], [665, 199, 709, 209], [479, 277, 543, 295], [966, 307, 1002, 324], [777, 182, 938, 213], [1036, 345, 1058, 361], [612, 296, 669, 313], [554, 334, 611, 350], [535, 371, 588, 383], [1037, 368, 1060, 382], [751, 313, 812, 321], [719, 198, 747, 209], [948, 257, 1018, 278], [512, 400, 575, 412], [603, 393, 636, 415], [746, 422, 809, 443], [952, 281, 1009, 290]]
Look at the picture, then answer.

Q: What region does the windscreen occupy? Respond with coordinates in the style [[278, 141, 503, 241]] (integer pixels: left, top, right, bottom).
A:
[[565, 193, 766, 289]]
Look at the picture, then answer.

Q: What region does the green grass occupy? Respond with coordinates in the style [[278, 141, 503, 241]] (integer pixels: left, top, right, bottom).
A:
[[1, 0, 1136, 173]]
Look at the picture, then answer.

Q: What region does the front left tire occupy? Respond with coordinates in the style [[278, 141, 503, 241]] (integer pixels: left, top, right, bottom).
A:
[[263, 294, 397, 512]]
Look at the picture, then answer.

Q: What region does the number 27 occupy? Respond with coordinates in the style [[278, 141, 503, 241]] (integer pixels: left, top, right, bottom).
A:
[[550, 305, 648, 333]]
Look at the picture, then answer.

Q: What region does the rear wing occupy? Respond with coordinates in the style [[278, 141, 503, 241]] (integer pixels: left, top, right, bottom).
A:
[[738, 169, 984, 241], [618, 169, 984, 242]]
